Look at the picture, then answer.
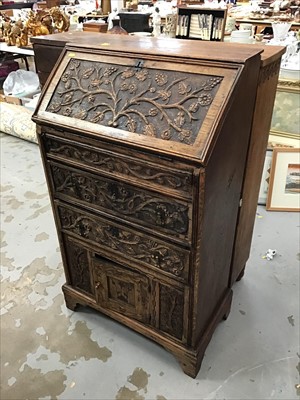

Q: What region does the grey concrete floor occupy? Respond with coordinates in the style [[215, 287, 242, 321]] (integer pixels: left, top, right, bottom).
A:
[[1, 132, 299, 400]]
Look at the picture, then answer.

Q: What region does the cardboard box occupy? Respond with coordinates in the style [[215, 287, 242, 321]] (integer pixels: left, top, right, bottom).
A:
[[0, 89, 41, 106]]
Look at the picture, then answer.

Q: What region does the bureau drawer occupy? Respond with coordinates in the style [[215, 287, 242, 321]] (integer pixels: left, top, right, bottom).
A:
[[49, 161, 191, 241], [56, 202, 190, 283], [93, 255, 150, 324], [42, 131, 194, 199]]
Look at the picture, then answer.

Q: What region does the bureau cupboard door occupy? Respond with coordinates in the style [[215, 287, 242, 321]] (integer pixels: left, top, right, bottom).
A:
[[93, 256, 150, 324]]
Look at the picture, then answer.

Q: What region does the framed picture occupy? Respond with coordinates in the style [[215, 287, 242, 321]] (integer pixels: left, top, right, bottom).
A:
[[258, 149, 273, 205], [270, 79, 300, 144], [266, 148, 300, 211]]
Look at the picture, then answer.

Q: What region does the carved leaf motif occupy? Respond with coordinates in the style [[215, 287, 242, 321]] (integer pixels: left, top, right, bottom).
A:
[[73, 109, 87, 120], [88, 94, 95, 103], [178, 81, 191, 95], [143, 124, 156, 137], [188, 102, 199, 113], [126, 118, 136, 132], [48, 103, 61, 112], [82, 68, 95, 79], [179, 129, 192, 144], [64, 93, 73, 103], [174, 112, 185, 128], [149, 108, 158, 116], [90, 112, 104, 123], [64, 80, 71, 90], [158, 90, 171, 101]]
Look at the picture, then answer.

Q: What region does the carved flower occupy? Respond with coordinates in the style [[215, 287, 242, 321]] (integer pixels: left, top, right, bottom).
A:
[[103, 67, 117, 76], [158, 90, 171, 101], [120, 82, 129, 91], [62, 107, 72, 116], [161, 130, 172, 140], [129, 83, 137, 94], [209, 77, 223, 87], [73, 109, 87, 120], [143, 124, 156, 137], [135, 69, 148, 81], [61, 72, 71, 82], [88, 94, 95, 103], [198, 93, 212, 106], [178, 129, 192, 144], [174, 111, 185, 128], [155, 73, 168, 86], [121, 68, 135, 79]]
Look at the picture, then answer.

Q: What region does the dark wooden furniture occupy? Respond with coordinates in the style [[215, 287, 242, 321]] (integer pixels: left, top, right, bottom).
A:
[[31, 32, 110, 87], [32, 36, 284, 377]]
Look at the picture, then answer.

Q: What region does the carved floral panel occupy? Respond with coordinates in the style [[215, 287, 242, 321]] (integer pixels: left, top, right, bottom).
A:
[[51, 163, 189, 236], [44, 136, 193, 193], [58, 205, 189, 281], [46, 59, 223, 145]]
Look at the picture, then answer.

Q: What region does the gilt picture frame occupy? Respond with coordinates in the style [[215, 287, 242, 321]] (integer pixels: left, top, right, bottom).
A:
[[266, 148, 300, 211]]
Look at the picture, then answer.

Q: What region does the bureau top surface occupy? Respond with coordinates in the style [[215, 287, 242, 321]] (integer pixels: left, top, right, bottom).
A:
[[33, 36, 283, 163]]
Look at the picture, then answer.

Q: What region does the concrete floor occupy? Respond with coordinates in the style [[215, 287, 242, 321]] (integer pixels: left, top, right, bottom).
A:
[[1, 132, 299, 400]]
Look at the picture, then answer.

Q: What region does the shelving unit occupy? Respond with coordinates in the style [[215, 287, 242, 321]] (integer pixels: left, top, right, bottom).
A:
[[176, 6, 227, 41]]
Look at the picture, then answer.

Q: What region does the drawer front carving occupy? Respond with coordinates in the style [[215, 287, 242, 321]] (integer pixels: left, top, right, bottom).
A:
[[50, 163, 191, 239], [93, 256, 150, 323], [43, 134, 193, 196], [57, 204, 190, 282], [159, 284, 184, 340], [64, 237, 93, 295]]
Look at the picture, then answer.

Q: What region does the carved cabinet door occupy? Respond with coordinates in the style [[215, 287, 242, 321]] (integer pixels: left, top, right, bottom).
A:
[[93, 256, 150, 324]]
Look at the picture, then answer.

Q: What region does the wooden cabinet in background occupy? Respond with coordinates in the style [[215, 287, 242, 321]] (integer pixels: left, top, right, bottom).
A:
[[32, 35, 284, 377]]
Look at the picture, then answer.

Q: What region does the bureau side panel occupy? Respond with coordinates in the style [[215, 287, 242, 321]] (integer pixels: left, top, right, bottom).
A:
[[229, 59, 282, 286], [191, 56, 261, 347]]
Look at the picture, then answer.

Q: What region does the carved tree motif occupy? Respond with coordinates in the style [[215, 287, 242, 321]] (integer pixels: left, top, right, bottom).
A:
[[51, 164, 189, 235], [45, 137, 193, 192], [47, 60, 223, 145], [59, 206, 189, 279]]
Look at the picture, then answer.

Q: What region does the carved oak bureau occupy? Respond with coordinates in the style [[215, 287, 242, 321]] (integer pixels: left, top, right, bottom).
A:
[[32, 36, 284, 377]]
